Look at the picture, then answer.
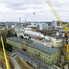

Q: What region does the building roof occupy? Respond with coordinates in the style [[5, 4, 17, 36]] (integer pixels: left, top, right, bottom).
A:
[[7, 37, 33, 44], [50, 35, 63, 39], [42, 39, 52, 42], [28, 43, 59, 54], [41, 39, 52, 42]]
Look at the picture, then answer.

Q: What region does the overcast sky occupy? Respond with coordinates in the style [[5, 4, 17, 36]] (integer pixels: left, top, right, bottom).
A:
[[0, 0, 69, 22]]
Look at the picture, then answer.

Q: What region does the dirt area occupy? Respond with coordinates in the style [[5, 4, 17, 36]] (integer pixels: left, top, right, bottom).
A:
[[15, 56, 34, 69]]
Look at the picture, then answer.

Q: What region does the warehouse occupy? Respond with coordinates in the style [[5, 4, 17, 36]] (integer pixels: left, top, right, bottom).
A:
[[6, 37, 33, 51], [6, 37, 60, 64], [28, 43, 60, 64]]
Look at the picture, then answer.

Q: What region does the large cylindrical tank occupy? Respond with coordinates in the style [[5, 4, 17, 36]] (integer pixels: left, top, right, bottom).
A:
[[24, 31, 44, 39]]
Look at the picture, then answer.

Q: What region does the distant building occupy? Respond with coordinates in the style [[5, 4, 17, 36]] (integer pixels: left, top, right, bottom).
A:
[[45, 35, 66, 47], [27, 24, 39, 31], [6, 23, 15, 28], [38, 23, 48, 30], [31, 38, 52, 47]]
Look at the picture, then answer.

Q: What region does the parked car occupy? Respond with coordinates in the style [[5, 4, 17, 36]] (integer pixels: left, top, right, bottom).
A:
[[12, 53, 16, 57]]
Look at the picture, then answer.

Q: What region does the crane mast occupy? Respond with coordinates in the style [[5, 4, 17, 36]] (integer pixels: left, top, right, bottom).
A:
[[45, 0, 69, 67]]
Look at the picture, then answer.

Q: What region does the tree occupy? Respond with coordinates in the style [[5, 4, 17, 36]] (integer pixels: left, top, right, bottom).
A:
[[15, 32, 17, 37], [7, 30, 15, 37], [5, 43, 13, 52], [0, 42, 13, 52], [1, 27, 7, 44], [20, 36, 24, 38]]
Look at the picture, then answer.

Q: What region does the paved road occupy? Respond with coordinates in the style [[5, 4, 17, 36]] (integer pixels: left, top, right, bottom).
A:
[[13, 48, 56, 69], [11, 56, 20, 69], [0, 67, 3, 69]]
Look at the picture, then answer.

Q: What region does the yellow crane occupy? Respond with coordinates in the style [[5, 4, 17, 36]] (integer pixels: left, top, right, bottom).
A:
[[45, 0, 69, 67], [1, 36, 10, 69]]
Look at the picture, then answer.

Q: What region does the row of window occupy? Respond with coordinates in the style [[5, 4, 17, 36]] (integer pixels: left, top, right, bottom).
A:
[[28, 47, 58, 61], [41, 57, 51, 63], [40, 56, 50, 60], [40, 53, 50, 57], [28, 50, 58, 64]]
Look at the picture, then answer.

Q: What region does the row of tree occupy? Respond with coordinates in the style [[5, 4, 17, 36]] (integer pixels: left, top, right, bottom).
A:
[[0, 42, 13, 52], [1, 28, 17, 52]]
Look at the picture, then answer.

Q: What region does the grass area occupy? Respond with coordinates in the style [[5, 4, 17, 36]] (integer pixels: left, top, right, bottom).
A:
[[0, 48, 14, 69], [0, 50, 4, 60], [0, 49, 6, 69], [15, 56, 34, 69]]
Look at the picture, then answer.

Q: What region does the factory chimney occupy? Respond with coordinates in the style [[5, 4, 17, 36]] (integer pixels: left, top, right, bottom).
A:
[[19, 17, 21, 26]]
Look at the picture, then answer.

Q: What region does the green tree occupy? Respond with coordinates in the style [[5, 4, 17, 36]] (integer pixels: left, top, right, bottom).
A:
[[1, 27, 7, 44], [7, 30, 15, 37], [5, 43, 13, 52], [15, 32, 17, 37], [20, 36, 24, 39], [0, 42, 13, 52]]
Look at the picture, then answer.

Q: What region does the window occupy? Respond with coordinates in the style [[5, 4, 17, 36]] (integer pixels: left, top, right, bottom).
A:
[[49, 57, 50, 59], [46, 60, 47, 62]]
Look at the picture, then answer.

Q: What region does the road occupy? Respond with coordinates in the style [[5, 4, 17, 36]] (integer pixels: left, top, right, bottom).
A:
[[13, 48, 56, 69], [11, 56, 20, 69]]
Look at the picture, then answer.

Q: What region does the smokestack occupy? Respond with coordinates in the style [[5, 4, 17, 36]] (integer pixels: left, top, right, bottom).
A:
[[19, 17, 21, 24]]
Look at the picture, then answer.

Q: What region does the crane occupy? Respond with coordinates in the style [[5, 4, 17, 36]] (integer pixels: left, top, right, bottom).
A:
[[1, 36, 10, 69], [45, 0, 69, 68]]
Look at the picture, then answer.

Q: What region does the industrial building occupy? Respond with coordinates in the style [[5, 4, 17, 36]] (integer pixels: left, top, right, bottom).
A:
[[31, 38, 52, 47], [28, 43, 60, 64], [6, 37, 60, 64], [6, 37, 33, 50], [15, 27, 45, 39], [45, 35, 66, 47]]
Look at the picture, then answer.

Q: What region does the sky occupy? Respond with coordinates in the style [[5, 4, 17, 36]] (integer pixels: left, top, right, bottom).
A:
[[0, 0, 69, 22]]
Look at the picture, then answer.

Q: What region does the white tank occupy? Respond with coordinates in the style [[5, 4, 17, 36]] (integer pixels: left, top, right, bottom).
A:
[[24, 31, 44, 39]]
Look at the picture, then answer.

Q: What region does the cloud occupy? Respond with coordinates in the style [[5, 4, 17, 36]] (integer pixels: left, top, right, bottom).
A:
[[0, 0, 69, 22]]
